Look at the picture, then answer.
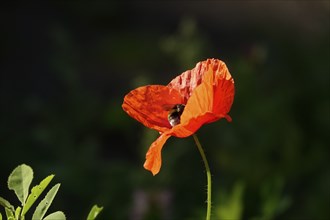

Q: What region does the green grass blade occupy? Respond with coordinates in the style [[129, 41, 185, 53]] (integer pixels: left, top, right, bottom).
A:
[[0, 197, 15, 212], [43, 211, 66, 220], [32, 183, 60, 220], [5, 207, 15, 220], [21, 174, 54, 216], [8, 164, 33, 206], [87, 205, 103, 220]]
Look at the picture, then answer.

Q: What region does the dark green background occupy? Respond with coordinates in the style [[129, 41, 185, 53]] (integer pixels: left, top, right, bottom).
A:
[[1, 2, 329, 220]]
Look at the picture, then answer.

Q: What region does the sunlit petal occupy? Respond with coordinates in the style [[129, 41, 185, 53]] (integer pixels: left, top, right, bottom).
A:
[[167, 61, 206, 102], [143, 133, 171, 175], [122, 85, 183, 132], [177, 59, 234, 136]]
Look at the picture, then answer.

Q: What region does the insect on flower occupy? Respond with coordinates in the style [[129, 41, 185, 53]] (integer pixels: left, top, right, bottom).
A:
[[122, 59, 235, 175], [164, 104, 186, 127]]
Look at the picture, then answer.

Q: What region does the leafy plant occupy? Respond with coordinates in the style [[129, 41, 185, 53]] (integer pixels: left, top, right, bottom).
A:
[[0, 164, 103, 220]]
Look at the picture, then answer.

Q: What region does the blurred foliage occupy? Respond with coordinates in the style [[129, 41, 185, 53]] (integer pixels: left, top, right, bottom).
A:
[[1, 2, 329, 220], [215, 181, 245, 220]]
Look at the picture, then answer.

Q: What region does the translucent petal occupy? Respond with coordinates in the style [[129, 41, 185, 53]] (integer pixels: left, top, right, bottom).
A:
[[122, 85, 183, 132], [143, 133, 171, 175], [172, 59, 235, 137], [167, 61, 206, 102]]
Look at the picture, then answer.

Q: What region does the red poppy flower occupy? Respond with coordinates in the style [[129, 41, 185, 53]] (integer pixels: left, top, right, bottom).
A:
[[122, 59, 235, 175]]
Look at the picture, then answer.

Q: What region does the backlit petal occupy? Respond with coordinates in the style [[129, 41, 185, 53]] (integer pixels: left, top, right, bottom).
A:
[[143, 133, 171, 175], [167, 61, 206, 102], [122, 85, 183, 132], [171, 112, 217, 138], [211, 59, 235, 117], [172, 59, 234, 137]]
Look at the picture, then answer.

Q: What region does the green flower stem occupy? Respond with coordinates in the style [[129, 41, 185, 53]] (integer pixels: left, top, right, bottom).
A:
[[193, 134, 212, 220]]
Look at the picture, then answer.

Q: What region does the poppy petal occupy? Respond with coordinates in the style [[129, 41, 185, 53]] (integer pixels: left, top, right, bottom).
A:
[[211, 60, 235, 117], [172, 59, 234, 137], [171, 112, 217, 138], [143, 133, 171, 175], [167, 61, 206, 102], [122, 85, 183, 132]]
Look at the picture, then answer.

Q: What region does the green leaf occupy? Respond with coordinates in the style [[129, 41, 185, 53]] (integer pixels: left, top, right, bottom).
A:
[[87, 205, 103, 220], [0, 212, 2, 220], [15, 206, 21, 220], [0, 197, 15, 212], [43, 211, 66, 220], [5, 207, 15, 220], [21, 174, 54, 216], [8, 164, 33, 206], [32, 183, 60, 220]]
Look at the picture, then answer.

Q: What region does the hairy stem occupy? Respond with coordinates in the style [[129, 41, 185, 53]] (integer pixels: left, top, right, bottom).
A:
[[193, 134, 211, 220]]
